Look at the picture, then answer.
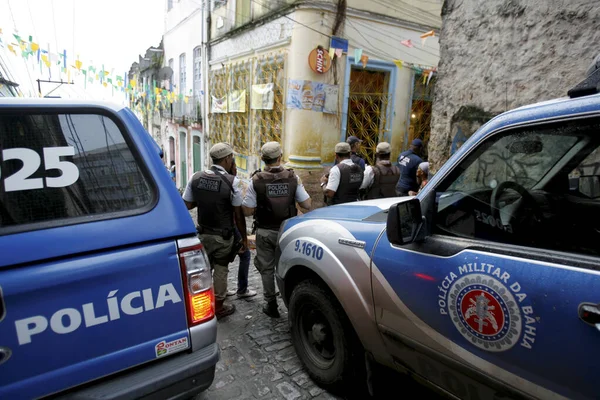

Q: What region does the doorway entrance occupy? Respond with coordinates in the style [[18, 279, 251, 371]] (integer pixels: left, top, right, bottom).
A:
[[346, 68, 391, 165], [407, 72, 436, 160], [179, 131, 187, 186], [193, 135, 202, 172]]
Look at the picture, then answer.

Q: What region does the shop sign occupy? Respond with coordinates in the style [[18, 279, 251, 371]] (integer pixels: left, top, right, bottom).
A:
[[308, 46, 331, 74]]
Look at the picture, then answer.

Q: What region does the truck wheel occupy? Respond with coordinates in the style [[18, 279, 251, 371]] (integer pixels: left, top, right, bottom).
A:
[[288, 280, 363, 391]]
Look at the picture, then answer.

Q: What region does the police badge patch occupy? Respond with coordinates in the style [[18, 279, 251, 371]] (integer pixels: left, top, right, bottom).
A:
[[349, 173, 363, 184], [267, 183, 290, 197], [197, 177, 221, 192]]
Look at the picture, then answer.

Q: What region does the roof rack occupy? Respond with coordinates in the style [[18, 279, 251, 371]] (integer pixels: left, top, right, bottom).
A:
[[568, 54, 600, 98]]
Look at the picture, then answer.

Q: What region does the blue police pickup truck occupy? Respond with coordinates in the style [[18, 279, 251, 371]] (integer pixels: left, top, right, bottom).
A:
[[0, 99, 217, 399], [276, 66, 600, 398]]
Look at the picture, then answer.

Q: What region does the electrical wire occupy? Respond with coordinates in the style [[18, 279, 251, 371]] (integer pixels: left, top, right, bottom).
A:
[[51, 0, 59, 55], [370, 0, 440, 28], [7, 0, 18, 32], [349, 17, 440, 58]]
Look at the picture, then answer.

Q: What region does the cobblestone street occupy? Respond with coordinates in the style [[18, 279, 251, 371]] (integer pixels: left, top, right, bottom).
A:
[[195, 252, 341, 400]]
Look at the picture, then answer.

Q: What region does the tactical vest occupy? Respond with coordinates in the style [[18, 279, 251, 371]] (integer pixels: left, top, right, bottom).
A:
[[253, 168, 298, 230], [331, 162, 364, 205], [351, 153, 365, 170], [191, 166, 235, 232], [366, 161, 400, 199]]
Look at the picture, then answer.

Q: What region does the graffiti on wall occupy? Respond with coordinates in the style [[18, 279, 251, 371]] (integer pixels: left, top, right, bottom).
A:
[[450, 105, 498, 155]]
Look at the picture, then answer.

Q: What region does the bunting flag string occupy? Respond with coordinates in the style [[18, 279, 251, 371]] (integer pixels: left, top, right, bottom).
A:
[[0, 26, 438, 110]]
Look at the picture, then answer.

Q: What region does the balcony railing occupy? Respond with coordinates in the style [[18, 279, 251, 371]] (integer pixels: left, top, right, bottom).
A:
[[161, 97, 202, 124]]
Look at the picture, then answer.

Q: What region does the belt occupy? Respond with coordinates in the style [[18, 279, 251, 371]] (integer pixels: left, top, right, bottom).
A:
[[197, 225, 233, 237]]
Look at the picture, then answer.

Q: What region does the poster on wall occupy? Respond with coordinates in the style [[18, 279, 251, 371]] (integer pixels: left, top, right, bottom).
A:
[[286, 79, 304, 109], [228, 90, 247, 112], [211, 95, 228, 113], [251, 83, 274, 110], [323, 84, 339, 114], [311, 82, 325, 112]]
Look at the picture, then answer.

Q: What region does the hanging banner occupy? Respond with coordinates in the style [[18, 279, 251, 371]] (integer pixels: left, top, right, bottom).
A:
[[311, 82, 325, 112], [228, 90, 246, 112], [323, 84, 339, 114], [286, 79, 304, 110], [211, 95, 228, 113], [251, 83, 274, 110]]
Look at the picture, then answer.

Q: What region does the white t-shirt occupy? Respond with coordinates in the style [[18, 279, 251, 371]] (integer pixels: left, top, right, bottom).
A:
[[360, 165, 375, 190], [326, 159, 355, 192]]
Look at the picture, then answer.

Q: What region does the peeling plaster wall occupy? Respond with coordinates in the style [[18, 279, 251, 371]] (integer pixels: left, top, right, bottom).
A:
[[429, 0, 600, 173]]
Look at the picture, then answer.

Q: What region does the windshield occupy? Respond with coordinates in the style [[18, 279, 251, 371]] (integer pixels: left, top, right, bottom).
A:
[[447, 131, 579, 192]]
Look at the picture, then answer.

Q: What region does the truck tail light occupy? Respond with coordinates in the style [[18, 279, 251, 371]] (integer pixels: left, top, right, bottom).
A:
[[177, 237, 215, 325]]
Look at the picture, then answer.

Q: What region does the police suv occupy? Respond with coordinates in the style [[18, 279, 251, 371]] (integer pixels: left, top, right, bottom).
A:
[[0, 99, 217, 399], [276, 66, 600, 399]]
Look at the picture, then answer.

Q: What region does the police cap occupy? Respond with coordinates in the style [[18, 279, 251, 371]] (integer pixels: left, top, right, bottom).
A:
[[261, 141, 282, 159], [335, 142, 351, 154], [376, 142, 392, 154], [210, 143, 233, 159]]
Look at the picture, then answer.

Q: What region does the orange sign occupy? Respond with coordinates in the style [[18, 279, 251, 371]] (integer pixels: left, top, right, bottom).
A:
[[308, 47, 331, 74]]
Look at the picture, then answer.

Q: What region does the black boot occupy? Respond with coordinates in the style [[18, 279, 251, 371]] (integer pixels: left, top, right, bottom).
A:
[[262, 300, 280, 318], [216, 299, 236, 319]]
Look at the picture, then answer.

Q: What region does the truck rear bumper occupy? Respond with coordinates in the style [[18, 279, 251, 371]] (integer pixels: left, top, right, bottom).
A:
[[58, 342, 219, 400]]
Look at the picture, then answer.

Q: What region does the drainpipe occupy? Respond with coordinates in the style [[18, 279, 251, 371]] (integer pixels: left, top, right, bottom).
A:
[[201, 0, 211, 170]]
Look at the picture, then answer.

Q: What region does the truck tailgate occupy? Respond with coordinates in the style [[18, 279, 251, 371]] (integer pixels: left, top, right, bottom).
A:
[[0, 240, 189, 399]]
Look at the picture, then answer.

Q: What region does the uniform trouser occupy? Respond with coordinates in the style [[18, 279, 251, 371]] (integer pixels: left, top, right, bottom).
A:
[[234, 226, 251, 293], [254, 228, 279, 303], [199, 233, 233, 301]]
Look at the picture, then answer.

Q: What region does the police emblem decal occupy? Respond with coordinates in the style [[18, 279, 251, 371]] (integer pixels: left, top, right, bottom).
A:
[[448, 274, 520, 352], [438, 263, 537, 351]]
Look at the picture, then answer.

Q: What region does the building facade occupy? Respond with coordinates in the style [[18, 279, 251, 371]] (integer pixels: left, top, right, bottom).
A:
[[0, 52, 20, 97], [206, 0, 441, 207], [128, 0, 207, 191], [162, 0, 206, 189], [429, 0, 600, 173]]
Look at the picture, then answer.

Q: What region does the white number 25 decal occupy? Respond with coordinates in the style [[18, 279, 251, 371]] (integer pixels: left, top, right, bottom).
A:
[[1, 147, 80, 192]]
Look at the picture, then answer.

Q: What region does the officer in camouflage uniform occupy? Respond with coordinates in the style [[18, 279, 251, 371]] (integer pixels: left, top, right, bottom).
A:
[[183, 143, 247, 319], [242, 142, 311, 318], [360, 142, 400, 199], [321, 142, 364, 205]]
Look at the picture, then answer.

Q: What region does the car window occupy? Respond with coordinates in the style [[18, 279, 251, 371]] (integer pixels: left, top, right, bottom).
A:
[[434, 118, 600, 257], [0, 113, 154, 232], [447, 131, 576, 192]]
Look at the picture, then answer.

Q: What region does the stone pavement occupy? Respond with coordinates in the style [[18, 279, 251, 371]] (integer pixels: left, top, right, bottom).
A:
[[196, 252, 341, 400]]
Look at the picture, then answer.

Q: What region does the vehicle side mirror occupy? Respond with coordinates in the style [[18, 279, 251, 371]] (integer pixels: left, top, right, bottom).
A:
[[386, 198, 423, 246], [578, 175, 600, 199]]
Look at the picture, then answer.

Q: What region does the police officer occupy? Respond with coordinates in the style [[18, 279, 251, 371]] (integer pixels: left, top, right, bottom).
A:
[[242, 142, 311, 318], [332, 135, 366, 171], [360, 142, 400, 199], [182, 143, 247, 319], [321, 142, 364, 205], [396, 138, 424, 196]]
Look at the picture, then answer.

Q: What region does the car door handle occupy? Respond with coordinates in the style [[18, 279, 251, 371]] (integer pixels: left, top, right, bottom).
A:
[[578, 303, 600, 330], [0, 347, 11, 365]]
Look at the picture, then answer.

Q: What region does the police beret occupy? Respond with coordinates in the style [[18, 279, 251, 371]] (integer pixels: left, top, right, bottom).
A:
[[261, 141, 282, 159], [209, 143, 233, 159], [334, 142, 351, 154]]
